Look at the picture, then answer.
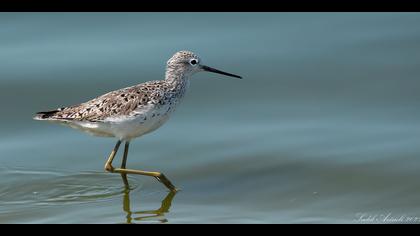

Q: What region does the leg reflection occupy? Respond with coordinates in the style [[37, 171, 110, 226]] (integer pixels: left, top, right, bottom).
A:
[[122, 183, 177, 224]]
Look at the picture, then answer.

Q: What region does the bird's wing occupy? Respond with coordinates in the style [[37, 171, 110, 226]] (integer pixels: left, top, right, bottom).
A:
[[34, 81, 167, 122]]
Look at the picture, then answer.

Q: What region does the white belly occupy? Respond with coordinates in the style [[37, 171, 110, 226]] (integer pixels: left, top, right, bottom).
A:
[[108, 112, 171, 140], [62, 103, 176, 141]]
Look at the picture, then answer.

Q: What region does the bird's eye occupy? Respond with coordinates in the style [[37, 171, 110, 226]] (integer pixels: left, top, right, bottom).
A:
[[189, 59, 198, 66]]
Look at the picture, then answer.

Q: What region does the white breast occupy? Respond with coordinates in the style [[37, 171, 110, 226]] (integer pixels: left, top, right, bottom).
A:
[[60, 81, 188, 141], [87, 99, 181, 141]]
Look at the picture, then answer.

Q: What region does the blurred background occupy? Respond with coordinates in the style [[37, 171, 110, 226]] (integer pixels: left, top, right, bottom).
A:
[[1, 13, 420, 223]]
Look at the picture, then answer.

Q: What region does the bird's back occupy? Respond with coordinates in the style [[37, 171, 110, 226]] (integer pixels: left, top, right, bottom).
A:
[[34, 79, 189, 140]]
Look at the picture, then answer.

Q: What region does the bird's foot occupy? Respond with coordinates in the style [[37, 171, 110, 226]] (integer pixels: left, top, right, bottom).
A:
[[155, 175, 178, 192]]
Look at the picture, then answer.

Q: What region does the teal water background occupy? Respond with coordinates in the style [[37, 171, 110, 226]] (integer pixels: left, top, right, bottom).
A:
[[1, 13, 420, 223]]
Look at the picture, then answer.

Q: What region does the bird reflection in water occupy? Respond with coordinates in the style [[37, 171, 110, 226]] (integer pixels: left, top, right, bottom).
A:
[[121, 174, 177, 224]]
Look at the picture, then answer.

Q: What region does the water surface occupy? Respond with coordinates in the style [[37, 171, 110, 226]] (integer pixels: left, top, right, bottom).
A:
[[1, 13, 420, 223]]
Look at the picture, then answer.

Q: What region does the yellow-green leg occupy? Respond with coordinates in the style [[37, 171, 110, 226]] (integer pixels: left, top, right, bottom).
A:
[[113, 168, 177, 192], [121, 142, 130, 188], [104, 140, 178, 192], [104, 140, 122, 172]]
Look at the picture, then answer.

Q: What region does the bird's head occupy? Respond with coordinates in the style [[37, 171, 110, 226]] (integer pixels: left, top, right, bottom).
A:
[[166, 50, 242, 79]]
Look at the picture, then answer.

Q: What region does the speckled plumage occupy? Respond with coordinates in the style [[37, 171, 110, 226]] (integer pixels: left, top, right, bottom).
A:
[[34, 50, 240, 141], [33, 50, 241, 191], [38, 79, 187, 122]]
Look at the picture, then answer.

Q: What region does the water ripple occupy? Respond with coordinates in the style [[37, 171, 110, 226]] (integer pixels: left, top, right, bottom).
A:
[[0, 167, 140, 206]]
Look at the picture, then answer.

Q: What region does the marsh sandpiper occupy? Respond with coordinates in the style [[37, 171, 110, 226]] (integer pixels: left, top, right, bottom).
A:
[[34, 50, 242, 191]]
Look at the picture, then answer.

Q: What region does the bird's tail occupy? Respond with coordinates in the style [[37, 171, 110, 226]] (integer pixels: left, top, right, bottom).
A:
[[33, 110, 60, 120]]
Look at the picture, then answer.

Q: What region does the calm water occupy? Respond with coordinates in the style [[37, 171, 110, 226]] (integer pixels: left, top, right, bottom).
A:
[[1, 13, 420, 224]]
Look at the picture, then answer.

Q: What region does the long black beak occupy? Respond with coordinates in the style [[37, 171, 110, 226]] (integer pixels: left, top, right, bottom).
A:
[[201, 65, 242, 79]]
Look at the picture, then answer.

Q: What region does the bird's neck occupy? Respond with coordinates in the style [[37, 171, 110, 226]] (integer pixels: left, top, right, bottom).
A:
[[164, 67, 190, 101], [164, 66, 190, 86]]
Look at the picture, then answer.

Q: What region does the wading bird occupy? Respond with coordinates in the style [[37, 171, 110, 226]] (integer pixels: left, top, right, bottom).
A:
[[34, 51, 242, 191]]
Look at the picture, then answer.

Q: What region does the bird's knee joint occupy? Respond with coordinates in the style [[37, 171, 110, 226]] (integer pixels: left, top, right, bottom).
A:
[[105, 164, 114, 173]]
